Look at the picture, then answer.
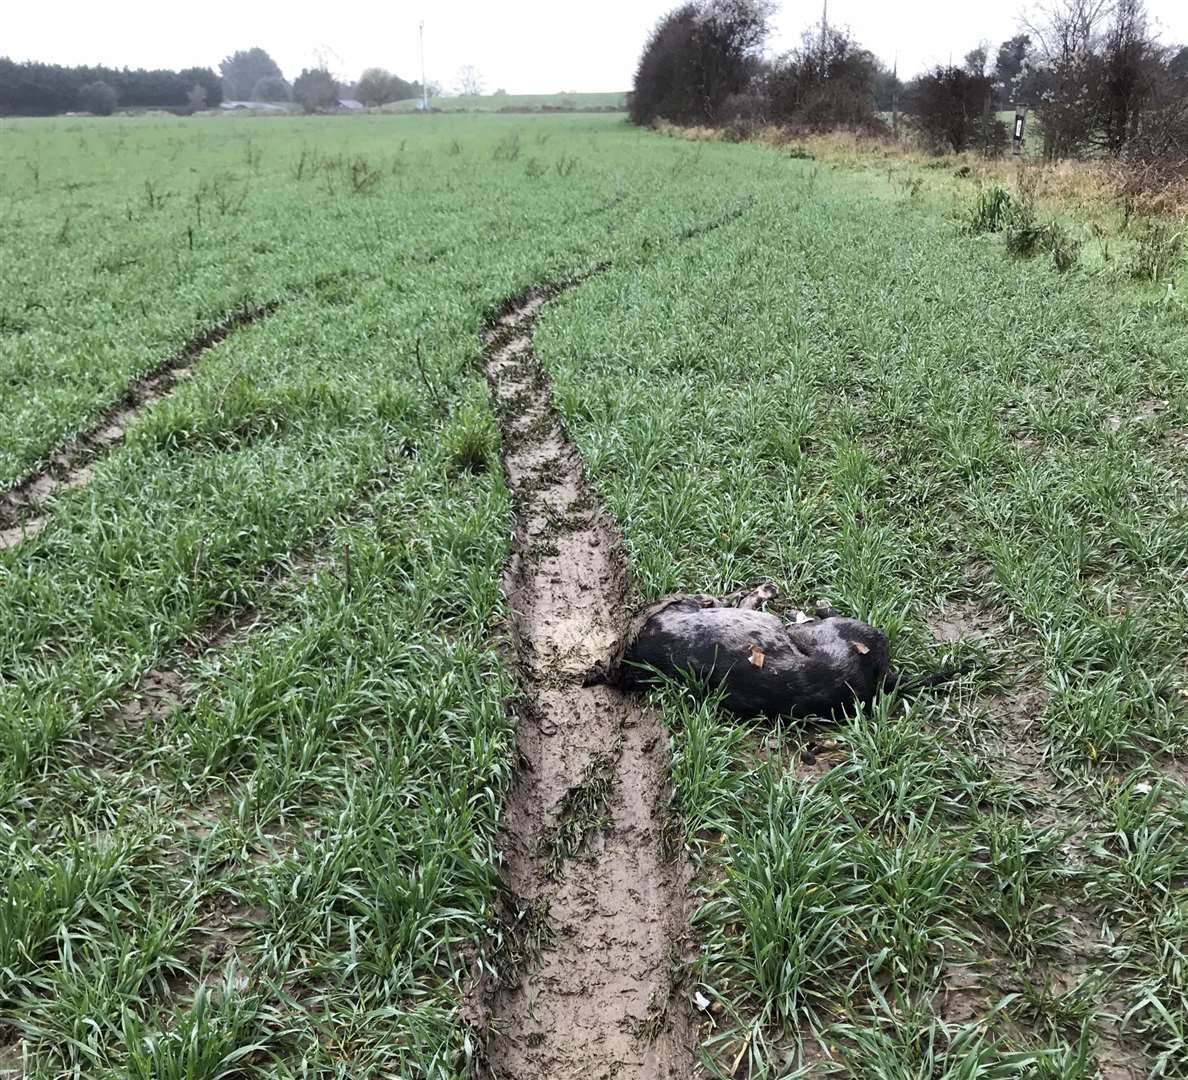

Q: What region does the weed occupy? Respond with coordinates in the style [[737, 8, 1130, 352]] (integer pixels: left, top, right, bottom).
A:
[[347, 155, 383, 195], [443, 404, 497, 476], [1127, 219, 1185, 281], [1048, 223, 1082, 272], [493, 132, 522, 162], [967, 186, 1013, 234], [1006, 204, 1048, 257]]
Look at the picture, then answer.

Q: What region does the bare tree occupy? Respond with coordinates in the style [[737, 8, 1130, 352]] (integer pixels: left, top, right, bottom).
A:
[[1023, 0, 1112, 63], [768, 26, 884, 132], [456, 65, 484, 96], [1099, 0, 1156, 155], [1021, 0, 1113, 157]]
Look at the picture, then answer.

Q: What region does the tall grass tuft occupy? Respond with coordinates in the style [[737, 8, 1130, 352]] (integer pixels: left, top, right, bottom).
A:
[[1127, 219, 1185, 281], [966, 186, 1013, 234]]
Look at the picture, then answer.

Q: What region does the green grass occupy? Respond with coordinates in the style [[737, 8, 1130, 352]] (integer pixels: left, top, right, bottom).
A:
[[2, 110, 1187, 1076], [538, 150, 1188, 1074], [0, 111, 796, 1077]]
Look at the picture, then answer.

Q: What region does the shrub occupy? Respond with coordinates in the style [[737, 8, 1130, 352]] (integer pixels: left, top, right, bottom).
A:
[[629, 1, 772, 126], [1126, 219, 1185, 280], [767, 27, 885, 134], [906, 66, 1007, 155], [1005, 204, 1048, 257], [966, 186, 1013, 234], [78, 80, 117, 116], [1002, 203, 1081, 270], [251, 75, 290, 103], [1047, 223, 1082, 271], [292, 68, 337, 114]]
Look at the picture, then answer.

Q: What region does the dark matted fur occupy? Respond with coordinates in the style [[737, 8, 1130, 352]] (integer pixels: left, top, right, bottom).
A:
[[589, 584, 943, 719]]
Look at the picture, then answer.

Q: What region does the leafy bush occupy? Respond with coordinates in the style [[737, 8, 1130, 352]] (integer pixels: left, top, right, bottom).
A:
[[292, 68, 337, 114], [78, 80, 117, 116], [251, 75, 290, 103], [355, 68, 416, 107], [629, 1, 771, 126]]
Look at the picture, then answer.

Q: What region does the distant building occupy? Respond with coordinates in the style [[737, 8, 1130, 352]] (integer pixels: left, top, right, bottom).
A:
[[336, 99, 365, 111], [220, 100, 293, 112]]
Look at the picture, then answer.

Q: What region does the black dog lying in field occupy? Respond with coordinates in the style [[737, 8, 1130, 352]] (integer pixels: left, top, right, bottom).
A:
[[586, 584, 962, 719]]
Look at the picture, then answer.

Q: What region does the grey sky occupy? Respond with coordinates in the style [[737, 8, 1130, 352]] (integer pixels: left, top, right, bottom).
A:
[[8, 1, 1188, 92]]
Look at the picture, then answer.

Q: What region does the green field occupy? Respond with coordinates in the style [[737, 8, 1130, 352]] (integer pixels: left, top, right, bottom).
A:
[[384, 91, 626, 113], [2, 111, 1187, 1077]]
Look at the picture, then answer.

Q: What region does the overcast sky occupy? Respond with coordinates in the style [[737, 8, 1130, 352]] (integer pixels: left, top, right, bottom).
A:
[[8, 0, 1188, 92]]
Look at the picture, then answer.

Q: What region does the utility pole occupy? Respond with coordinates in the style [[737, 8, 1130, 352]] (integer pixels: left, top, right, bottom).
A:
[[821, 0, 828, 45], [419, 20, 429, 111], [891, 52, 899, 140]]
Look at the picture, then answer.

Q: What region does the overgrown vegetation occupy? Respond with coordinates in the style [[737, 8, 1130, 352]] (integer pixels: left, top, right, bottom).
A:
[[631, 0, 1188, 193]]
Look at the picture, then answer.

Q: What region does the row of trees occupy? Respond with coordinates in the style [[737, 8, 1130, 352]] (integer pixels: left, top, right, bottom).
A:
[[0, 58, 222, 115], [0, 47, 429, 116], [630, 0, 1188, 172]]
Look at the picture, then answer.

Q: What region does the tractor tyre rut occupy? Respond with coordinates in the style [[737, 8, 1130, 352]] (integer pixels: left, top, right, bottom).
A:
[[474, 281, 695, 1080]]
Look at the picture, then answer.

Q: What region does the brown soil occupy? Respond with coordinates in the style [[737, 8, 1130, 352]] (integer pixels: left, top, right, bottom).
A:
[[1107, 394, 1167, 431], [925, 601, 1003, 645], [0, 302, 278, 551], [472, 285, 695, 1079]]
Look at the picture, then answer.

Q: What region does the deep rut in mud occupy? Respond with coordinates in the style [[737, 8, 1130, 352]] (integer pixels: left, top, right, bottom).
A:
[[0, 301, 279, 551], [475, 284, 694, 1079]]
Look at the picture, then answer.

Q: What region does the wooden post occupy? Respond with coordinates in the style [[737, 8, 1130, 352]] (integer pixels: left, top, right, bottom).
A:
[[982, 88, 992, 156]]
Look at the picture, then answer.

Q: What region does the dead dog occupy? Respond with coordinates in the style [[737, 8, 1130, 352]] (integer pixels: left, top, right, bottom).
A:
[[585, 584, 963, 719]]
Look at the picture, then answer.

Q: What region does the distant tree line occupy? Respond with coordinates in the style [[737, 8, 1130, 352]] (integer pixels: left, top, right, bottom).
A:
[[0, 58, 222, 115], [0, 45, 427, 116], [631, 0, 1188, 175]]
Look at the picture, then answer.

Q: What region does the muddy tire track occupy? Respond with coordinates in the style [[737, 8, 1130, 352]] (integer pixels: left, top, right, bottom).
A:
[[474, 283, 694, 1079], [0, 301, 279, 551]]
